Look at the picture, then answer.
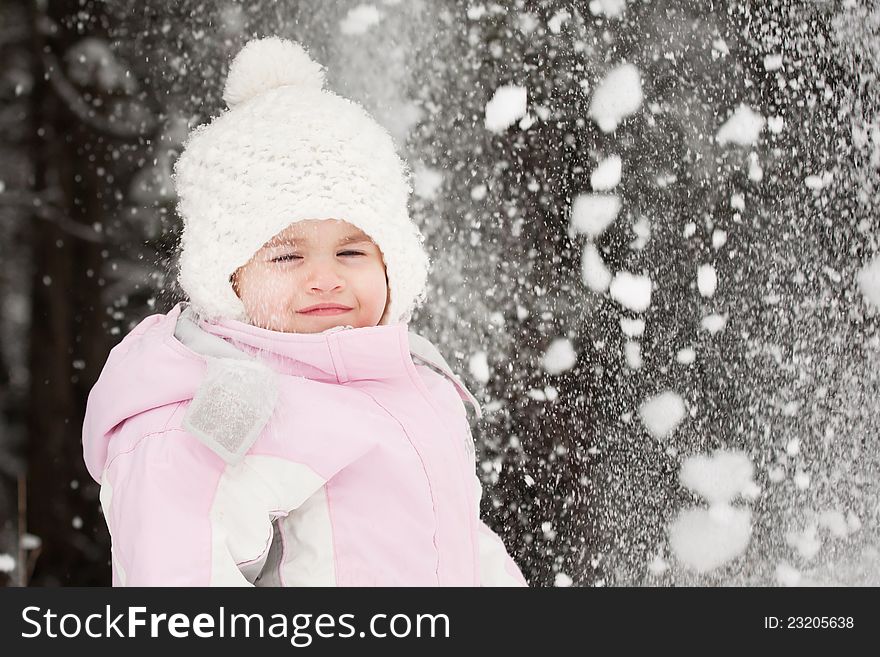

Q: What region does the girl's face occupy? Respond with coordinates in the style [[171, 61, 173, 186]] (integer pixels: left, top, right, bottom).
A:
[[231, 219, 390, 333]]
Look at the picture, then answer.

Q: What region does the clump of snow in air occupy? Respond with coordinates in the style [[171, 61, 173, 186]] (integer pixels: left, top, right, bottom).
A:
[[570, 193, 621, 238], [712, 38, 730, 55], [679, 450, 757, 505], [647, 554, 669, 575], [609, 271, 652, 312], [669, 450, 758, 573], [340, 4, 383, 35], [20, 534, 40, 550], [554, 572, 573, 587], [485, 85, 528, 133], [629, 216, 651, 250], [516, 11, 539, 34], [590, 155, 622, 190], [581, 243, 612, 292], [748, 152, 764, 182], [763, 54, 783, 71], [819, 509, 850, 538], [527, 386, 559, 403], [676, 347, 696, 364], [468, 351, 490, 384], [778, 401, 798, 419], [542, 338, 577, 375], [712, 229, 727, 249], [589, 0, 628, 18], [857, 254, 880, 309], [697, 264, 718, 297], [413, 164, 444, 200], [767, 465, 786, 484], [588, 63, 643, 133], [624, 341, 642, 369], [0, 553, 15, 573], [786, 524, 822, 560], [547, 10, 570, 34], [619, 317, 645, 337], [846, 511, 863, 534], [784, 508, 862, 564], [701, 313, 727, 334], [553, 573, 572, 587], [715, 104, 765, 146], [775, 562, 801, 586], [820, 508, 861, 539], [638, 390, 686, 439], [805, 171, 834, 190], [668, 506, 752, 574], [466, 4, 487, 19]]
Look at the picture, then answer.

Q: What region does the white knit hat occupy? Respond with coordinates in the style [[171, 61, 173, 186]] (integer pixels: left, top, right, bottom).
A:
[[172, 36, 430, 325]]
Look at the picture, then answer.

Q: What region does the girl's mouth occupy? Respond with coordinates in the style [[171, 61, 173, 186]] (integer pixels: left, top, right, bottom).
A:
[[301, 307, 351, 316], [297, 303, 353, 316]]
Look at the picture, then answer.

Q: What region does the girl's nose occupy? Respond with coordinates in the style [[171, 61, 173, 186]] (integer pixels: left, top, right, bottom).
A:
[[306, 258, 345, 292]]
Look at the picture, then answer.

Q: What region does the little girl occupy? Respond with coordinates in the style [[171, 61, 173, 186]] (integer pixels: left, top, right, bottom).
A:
[[81, 36, 527, 587]]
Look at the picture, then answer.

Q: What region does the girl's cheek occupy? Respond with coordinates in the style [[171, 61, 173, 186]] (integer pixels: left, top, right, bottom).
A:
[[251, 269, 299, 299]]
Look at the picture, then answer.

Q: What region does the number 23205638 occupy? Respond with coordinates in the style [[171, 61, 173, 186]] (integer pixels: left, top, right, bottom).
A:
[[764, 617, 854, 629]]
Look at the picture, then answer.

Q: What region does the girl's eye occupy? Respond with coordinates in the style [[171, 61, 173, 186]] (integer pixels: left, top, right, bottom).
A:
[[271, 251, 365, 262], [271, 254, 301, 263]]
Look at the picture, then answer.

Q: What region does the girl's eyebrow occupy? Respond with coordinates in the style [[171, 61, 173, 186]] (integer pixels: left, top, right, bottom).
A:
[[268, 234, 372, 247], [337, 234, 373, 245]]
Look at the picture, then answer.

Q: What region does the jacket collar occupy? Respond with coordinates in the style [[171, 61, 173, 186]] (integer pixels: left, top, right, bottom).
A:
[[180, 303, 413, 383]]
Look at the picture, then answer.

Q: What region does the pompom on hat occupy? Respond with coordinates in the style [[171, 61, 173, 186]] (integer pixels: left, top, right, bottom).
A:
[[172, 36, 430, 325]]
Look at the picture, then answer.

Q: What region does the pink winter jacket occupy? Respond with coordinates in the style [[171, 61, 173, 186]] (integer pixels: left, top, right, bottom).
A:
[[81, 302, 528, 587]]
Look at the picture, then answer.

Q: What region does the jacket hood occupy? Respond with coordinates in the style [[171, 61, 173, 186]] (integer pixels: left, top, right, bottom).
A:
[[82, 304, 205, 482]]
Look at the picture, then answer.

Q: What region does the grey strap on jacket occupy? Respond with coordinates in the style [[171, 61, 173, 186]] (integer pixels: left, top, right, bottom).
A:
[[174, 306, 279, 466], [407, 332, 483, 420]]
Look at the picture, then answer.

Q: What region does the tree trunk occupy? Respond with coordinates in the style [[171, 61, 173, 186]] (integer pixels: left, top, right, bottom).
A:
[[25, 0, 110, 585]]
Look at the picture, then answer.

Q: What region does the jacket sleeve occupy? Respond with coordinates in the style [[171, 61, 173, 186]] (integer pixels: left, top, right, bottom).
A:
[[99, 427, 253, 586], [473, 472, 529, 587]]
